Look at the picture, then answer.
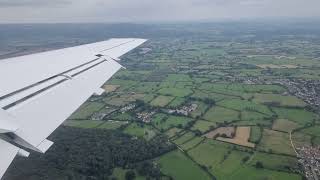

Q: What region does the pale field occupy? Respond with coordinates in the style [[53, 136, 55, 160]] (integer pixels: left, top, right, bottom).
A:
[[103, 85, 120, 92], [203, 127, 235, 139], [217, 127, 255, 148]]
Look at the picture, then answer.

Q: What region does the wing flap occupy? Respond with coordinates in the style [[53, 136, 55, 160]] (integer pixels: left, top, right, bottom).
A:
[[36, 139, 54, 153]]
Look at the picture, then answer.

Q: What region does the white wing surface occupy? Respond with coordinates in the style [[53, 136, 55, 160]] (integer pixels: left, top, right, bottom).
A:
[[0, 139, 20, 179], [0, 38, 147, 179]]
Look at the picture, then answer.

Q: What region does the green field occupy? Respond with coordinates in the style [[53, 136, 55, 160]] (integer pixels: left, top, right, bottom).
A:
[[188, 140, 250, 179], [165, 128, 183, 138], [218, 99, 274, 116], [212, 83, 286, 94], [188, 141, 231, 171], [212, 150, 251, 179], [188, 140, 300, 180], [258, 129, 295, 155], [106, 79, 138, 91], [168, 97, 186, 108], [191, 120, 216, 133], [253, 93, 307, 107], [157, 150, 211, 180], [272, 119, 301, 132], [173, 131, 195, 145], [203, 106, 239, 123], [175, 81, 194, 88], [165, 74, 193, 82], [123, 123, 158, 140], [133, 82, 161, 93], [192, 77, 210, 83], [199, 83, 231, 92], [249, 126, 262, 143], [153, 114, 193, 131], [242, 84, 286, 94], [300, 125, 320, 137], [191, 90, 239, 102], [64, 120, 104, 128], [158, 87, 193, 97], [241, 110, 271, 124], [112, 112, 136, 121], [150, 95, 175, 107], [198, 83, 243, 97], [227, 166, 301, 180], [248, 152, 299, 171], [160, 81, 176, 88], [233, 120, 272, 127], [142, 94, 156, 103], [104, 93, 144, 106], [272, 107, 318, 125], [69, 102, 105, 120], [313, 136, 320, 146], [291, 132, 312, 148], [180, 137, 204, 150], [97, 121, 128, 130]]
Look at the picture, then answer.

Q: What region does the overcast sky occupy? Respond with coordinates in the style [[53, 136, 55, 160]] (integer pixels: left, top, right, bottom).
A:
[[0, 0, 319, 23]]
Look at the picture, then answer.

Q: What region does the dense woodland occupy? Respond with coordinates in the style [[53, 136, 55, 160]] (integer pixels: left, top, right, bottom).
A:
[[3, 127, 174, 180]]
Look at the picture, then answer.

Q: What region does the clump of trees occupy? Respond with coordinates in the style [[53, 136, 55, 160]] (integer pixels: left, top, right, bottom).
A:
[[203, 98, 216, 106], [242, 156, 250, 163], [255, 161, 264, 169], [125, 170, 136, 180]]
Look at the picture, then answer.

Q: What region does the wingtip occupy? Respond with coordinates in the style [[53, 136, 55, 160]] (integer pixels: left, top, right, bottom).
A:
[[138, 38, 148, 43]]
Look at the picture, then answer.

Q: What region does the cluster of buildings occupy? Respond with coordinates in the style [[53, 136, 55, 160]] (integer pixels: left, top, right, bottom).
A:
[[137, 111, 156, 123], [91, 112, 108, 121], [232, 76, 266, 84], [297, 146, 320, 180], [91, 106, 116, 121], [139, 47, 152, 54], [120, 104, 136, 113], [275, 79, 320, 107], [167, 104, 198, 116]]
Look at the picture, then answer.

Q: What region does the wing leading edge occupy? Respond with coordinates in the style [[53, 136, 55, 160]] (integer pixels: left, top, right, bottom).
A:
[[0, 38, 147, 179]]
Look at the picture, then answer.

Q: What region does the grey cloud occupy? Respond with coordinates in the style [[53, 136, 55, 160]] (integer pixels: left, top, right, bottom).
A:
[[0, 0, 71, 7], [0, 0, 319, 23]]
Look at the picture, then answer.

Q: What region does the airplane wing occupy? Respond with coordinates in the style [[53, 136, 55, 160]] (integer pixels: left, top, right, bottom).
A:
[[0, 38, 147, 179]]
